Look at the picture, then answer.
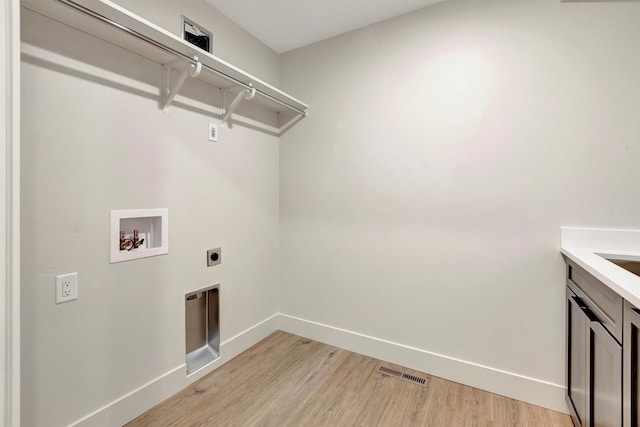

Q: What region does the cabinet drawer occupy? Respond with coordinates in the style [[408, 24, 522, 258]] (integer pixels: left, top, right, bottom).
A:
[[567, 261, 623, 343]]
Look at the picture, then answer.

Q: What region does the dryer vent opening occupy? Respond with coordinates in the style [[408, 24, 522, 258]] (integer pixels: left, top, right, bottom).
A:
[[185, 284, 219, 374]]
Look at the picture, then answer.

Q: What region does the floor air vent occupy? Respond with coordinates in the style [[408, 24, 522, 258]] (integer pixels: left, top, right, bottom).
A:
[[377, 365, 428, 387], [378, 366, 403, 378]]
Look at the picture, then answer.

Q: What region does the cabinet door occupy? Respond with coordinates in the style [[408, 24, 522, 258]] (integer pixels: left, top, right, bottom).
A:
[[590, 320, 622, 427], [624, 302, 640, 427], [568, 289, 588, 426], [568, 285, 623, 427]]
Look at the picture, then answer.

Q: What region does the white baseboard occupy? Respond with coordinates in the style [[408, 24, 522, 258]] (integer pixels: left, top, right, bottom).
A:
[[69, 312, 567, 426], [72, 314, 280, 427], [277, 313, 569, 414]]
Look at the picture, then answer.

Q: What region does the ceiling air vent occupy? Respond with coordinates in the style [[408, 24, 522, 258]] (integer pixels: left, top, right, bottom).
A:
[[181, 16, 212, 53]]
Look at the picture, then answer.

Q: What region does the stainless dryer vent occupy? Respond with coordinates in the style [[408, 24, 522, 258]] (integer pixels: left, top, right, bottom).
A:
[[185, 284, 219, 374]]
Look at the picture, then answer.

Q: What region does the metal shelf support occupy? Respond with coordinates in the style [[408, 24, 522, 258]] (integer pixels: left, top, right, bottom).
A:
[[162, 57, 202, 114], [222, 85, 256, 126]]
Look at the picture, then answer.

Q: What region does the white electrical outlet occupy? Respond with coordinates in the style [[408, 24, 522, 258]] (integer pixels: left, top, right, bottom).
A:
[[56, 272, 78, 304]]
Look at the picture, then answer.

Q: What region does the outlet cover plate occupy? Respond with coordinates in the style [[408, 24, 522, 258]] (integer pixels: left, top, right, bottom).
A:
[[207, 248, 222, 267], [56, 272, 78, 304], [209, 123, 218, 142]]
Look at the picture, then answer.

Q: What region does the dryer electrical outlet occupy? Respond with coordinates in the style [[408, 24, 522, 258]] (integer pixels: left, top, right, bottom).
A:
[[207, 248, 221, 267]]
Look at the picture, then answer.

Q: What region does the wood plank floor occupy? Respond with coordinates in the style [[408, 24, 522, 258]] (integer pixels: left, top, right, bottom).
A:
[[127, 331, 573, 426]]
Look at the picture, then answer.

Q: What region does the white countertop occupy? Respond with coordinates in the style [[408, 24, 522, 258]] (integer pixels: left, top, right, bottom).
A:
[[561, 227, 640, 308]]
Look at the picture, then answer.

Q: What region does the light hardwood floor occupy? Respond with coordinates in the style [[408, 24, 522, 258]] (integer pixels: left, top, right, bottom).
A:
[[127, 331, 573, 426]]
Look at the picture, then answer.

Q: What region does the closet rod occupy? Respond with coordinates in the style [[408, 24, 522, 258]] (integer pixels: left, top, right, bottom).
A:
[[54, 0, 308, 117]]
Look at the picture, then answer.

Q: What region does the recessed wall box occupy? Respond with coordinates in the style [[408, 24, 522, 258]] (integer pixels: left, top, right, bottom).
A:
[[181, 16, 212, 53], [110, 208, 168, 263], [186, 284, 220, 374]]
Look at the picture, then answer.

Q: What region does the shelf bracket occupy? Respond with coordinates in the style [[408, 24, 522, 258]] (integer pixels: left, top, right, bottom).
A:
[[162, 58, 202, 114], [279, 112, 307, 135], [221, 85, 256, 126]]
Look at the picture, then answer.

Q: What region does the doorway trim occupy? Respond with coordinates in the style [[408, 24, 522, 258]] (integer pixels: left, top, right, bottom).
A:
[[1, 0, 21, 425]]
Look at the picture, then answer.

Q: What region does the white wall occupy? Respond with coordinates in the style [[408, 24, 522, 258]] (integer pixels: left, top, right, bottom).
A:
[[20, 2, 280, 425], [280, 0, 640, 411]]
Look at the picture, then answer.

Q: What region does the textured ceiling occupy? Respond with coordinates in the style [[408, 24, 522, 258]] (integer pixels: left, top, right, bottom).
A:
[[205, 0, 446, 53]]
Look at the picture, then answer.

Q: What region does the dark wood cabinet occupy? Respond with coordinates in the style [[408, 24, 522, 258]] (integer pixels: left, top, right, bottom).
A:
[[624, 301, 640, 427], [566, 261, 623, 427]]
